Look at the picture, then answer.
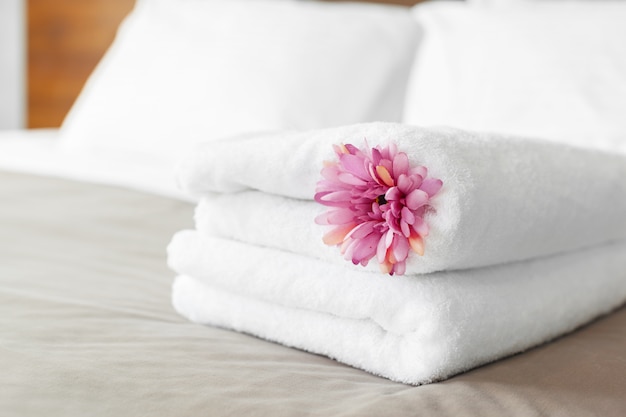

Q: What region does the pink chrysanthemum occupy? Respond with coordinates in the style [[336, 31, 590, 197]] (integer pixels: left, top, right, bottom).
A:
[[314, 141, 442, 276]]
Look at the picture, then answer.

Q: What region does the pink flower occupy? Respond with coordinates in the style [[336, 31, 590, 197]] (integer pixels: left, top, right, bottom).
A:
[[314, 141, 442, 276]]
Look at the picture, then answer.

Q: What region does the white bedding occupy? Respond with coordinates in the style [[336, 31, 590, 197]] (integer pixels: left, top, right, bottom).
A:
[[0, 129, 190, 200]]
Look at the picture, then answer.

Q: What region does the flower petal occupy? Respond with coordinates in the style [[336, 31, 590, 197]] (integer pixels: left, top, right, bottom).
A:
[[400, 219, 411, 237], [390, 201, 402, 217], [396, 174, 413, 194], [392, 260, 406, 276], [320, 190, 352, 203], [401, 206, 415, 225], [385, 229, 394, 248], [392, 236, 410, 263], [392, 152, 409, 179], [371, 148, 383, 166], [408, 233, 425, 256], [380, 258, 393, 275], [387, 247, 397, 264], [377, 142, 398, 160], [314, 180, 347, 194], [338, 172, 368, 186], [333, 143, 349, 155], [370, 201, 382, 217], [405, 189, 429, 210], [384, 187, 402, 202], [341, 237, 356, 257], [380, 159, 393, 174], [412, 216, 429, 237], [340, 154, 371, 180], [344, 144, 360, 154], [411, 165, 428, 178], [321, 164, 341, 181], [314, 211, 332, 225], [351, 233, 379, 265], [314, 191, 330, 204], [322, 224, 355, 246], [315, 209, 355, 225], [376, 233, 388, 263], [387, 217, 402, 234], [409, 173, 423, 189], [346, 221, 376, 239], [420, 178, 443, 197], [367, 162, 378, 183], [375, 165, 394, 187]]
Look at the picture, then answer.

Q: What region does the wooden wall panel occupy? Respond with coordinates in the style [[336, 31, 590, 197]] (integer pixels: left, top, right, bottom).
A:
[[27, 0, 135, 128]]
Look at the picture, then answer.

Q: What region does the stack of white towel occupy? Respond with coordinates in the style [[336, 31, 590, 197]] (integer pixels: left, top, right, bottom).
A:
[[168, 122, 626, 385]]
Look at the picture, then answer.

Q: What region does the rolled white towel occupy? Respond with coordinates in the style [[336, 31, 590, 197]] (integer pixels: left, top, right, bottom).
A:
[[169, 230, 626, 385], [180, 123, 626, 273]]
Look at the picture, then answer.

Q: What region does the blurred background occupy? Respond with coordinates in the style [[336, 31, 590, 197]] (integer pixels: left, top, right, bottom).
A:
[[0, 0, 25, 130], [0, 0, 135, 130], [1, 0, 426, 132]]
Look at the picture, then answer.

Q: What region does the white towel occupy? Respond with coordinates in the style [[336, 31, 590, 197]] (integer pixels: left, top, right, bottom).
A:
[[169, 230, 626, 385], [180, 123, 626, 273]]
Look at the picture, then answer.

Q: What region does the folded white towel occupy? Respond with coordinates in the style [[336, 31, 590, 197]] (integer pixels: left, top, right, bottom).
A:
[[169, 230, 626, 384], [182, 123, 626, 273]]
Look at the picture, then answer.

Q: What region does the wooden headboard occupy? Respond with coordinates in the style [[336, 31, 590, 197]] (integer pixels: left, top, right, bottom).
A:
[[28, 0, 136, 128], [27, 0, 427, 128]]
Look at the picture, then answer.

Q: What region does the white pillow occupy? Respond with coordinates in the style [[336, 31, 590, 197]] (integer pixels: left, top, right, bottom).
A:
[[61, 0, 420, 161], [466, 0, 530, 6], [466, 0, 587, 6], [404, 1, 626, 153]]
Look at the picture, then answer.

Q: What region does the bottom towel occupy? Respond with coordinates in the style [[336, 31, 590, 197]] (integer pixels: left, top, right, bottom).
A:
[[169, 231, 626, 385]]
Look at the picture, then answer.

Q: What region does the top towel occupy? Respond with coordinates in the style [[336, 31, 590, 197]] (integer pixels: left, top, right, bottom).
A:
[[176, 122, 626, 274]]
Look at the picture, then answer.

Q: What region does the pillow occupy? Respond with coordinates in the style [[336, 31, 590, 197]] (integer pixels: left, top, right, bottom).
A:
[[60, 0, 420, 161], [465, 0, 530, 6], [466, 0, 589, 6], [404, 1, 626, 153]]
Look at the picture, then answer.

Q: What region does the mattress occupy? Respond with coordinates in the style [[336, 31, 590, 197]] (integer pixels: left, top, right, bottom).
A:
[[1, 134, 625, 416]]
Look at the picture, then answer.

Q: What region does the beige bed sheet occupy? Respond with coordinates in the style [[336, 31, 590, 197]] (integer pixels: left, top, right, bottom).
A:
[[1, 170, 625, 416]]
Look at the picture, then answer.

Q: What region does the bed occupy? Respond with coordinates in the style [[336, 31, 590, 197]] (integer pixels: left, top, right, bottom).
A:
[[3, 0, 626, 415]]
